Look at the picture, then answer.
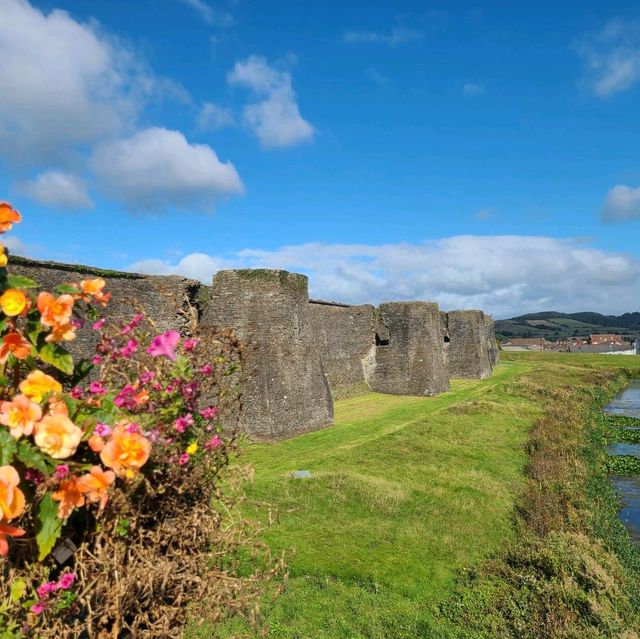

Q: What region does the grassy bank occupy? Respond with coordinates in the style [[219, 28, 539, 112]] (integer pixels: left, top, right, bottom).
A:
[[197, 353, 640, 638]]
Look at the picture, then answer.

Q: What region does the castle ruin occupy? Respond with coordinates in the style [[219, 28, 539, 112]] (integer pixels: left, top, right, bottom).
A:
[[11, 257, 500, 440]]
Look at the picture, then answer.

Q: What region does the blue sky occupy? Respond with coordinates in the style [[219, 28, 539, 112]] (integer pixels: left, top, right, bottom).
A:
[[1, 0, 640, 317]]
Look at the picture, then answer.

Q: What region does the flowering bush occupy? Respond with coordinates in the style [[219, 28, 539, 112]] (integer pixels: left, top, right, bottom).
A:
[[0, 203, 284, 637]]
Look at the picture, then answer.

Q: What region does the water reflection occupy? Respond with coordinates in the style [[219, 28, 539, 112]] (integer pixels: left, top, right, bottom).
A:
[[611, 476, 640, 541], [604, 380, 640, 418], [607, 443, 640, 458]]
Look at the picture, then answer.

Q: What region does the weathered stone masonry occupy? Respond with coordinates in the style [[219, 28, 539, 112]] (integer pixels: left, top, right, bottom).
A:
[[8, 257, 499, 440]]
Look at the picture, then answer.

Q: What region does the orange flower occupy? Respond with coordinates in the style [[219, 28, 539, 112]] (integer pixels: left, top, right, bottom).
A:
[[0, 466, 25, 521], [0, 289, 28, 317], [134, 389, 149, 406], [100, 424, 151, 477], [34, 414, 83, 459], [0, 395, 42, 438], [0, 203, 21, 234], [37, 292, 74, 328], [48, 396, 69, 417], [88, 435, 105, 452], [77, 466, 115, 511], [52, 475, 85, 519], [19, 370, 62, 403], [0, 244, 7, 267], [79, 278, 110, 305], [0, 331, 32, 363], [0, 522, 25, 557], [45, 321, 76, 343]]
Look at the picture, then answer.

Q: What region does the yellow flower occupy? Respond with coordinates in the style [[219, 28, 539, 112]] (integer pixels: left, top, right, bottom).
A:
[[0, 289, 28, 317], [186, 442, 198, 455], [19, 370, 62, 403], [0, 245, 7, 267]]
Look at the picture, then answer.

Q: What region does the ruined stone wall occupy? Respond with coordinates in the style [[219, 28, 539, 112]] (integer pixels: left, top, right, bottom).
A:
[[446, 310, 493, 379], [308, 301, 377, 398], [201, 270, 334, 440], [10, 256, 201, 361], [368, 302, 450, 396], [484, 314, 500, 368], [5, 256, 500, 439]]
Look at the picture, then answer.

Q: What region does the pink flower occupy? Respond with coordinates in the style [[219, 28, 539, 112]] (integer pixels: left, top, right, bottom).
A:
[[24, 468, 44, 485], [54, 464, 70, 479], [174, 413, 194, 433], [205, 435, 222, 451], [146, 330, 180, 362], [88, 381, 106, 395], [140, 370, 155, 384], [200, 364, 213, 375], [125, 422, 141, 434], [120, 339, 139, 359], [184, 338, 198, 352], [94, 422, 111, 437], [71, 318, 84, 329], [178, 453, 190, 466], [31, 602, 46, 615], [92, 318, 106, 331], [36, 582, 56, 599], [91, 355, 103, 365], [58, 572, 75, 590], [200, 406, 219, 420], [70, 386, 84, 399]]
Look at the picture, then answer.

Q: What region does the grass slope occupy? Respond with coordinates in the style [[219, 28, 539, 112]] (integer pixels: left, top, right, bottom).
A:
[[219, 362, 537, 637]]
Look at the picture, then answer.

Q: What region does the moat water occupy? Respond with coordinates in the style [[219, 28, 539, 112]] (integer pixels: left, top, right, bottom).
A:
[[606, 381, 640, 541]]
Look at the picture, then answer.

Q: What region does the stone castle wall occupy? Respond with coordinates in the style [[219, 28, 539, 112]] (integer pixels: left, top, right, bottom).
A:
[[202, 270, 334, 440], [7, 257, 499, 439], [368, 302, 450, 396]]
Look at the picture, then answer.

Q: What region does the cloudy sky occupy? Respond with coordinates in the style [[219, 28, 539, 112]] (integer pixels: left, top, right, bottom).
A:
[[1, 0, 640, 318]]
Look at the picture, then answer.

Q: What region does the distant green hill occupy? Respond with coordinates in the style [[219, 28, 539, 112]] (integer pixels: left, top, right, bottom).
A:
[[495, 311, 640, 341]]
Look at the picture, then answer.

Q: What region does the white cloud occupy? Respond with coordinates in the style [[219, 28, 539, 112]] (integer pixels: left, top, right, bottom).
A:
[[576, 19, 640, 97], [197, 102, 234, 130], [178, 0, 234, 27], [227, 55, 314, 148], [601, 184, 640, 222], [463, 82, 484, 96], [365, 67, 390, 86], [20, 170, 93, 209], [91, 127, 243, 210], [126, 235, 640, 317], [343, 26, 423, 47], [0, 0, 153, 164], [129, 252, 231, 281]]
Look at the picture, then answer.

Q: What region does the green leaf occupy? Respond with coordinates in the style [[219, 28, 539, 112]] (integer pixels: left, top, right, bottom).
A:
[[6, 274, 38, 289], [54, 284, 80, 296], [26, 320, 44, 346], [9, 579, 26, 603], [0, 430, 17, 465], [16, 440, 49, 474], [68, 358, 94, 386], [37, 343, 74, 375], [36, 493, 63, 561]]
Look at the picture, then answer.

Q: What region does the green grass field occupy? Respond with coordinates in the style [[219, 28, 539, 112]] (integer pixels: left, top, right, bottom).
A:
[[195, 352, 640, 638], [216, 361, 536, 637]]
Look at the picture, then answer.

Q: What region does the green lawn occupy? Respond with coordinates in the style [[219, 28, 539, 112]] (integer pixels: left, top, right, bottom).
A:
[[196, 352, 640, 638], [218, 361, 538, 637]]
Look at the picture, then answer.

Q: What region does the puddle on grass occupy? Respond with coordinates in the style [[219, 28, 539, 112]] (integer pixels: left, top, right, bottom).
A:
[[606, 381, 640, 541], [611, 476, 640, 542], [607, 443, 640, 458], [604, 380, 640, 418]]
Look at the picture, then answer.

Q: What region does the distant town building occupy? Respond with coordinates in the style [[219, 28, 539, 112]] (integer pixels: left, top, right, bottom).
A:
[[636, 338, 640, 355], [590, 334, 624, 345], [501, 337, 545, 351]]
